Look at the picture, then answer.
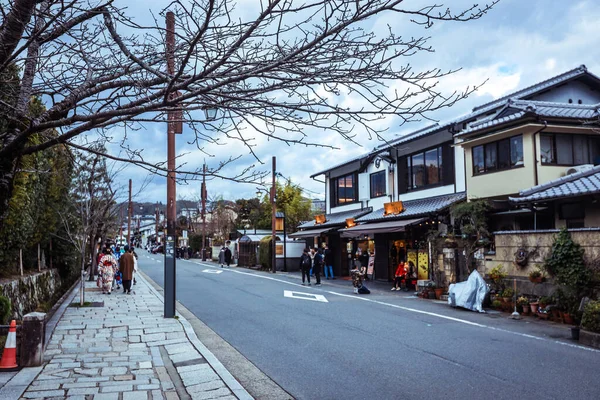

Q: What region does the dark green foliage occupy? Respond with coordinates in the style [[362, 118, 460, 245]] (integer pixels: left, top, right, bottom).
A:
[[581, 300, 600, 333], [189, 234, 204, 252], [0, 296, 11, 324], [545, 228, 591, 293], [258, 236, 274, 269]]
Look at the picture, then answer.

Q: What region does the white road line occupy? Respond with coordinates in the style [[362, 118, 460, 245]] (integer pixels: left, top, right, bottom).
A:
[[203, 269, 223, 274], [284, 290, 328, 303], [187, 261, 599, 353]]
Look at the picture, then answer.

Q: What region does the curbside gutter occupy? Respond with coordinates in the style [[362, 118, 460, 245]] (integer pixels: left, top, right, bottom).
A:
[[140, 270, 254, 400]]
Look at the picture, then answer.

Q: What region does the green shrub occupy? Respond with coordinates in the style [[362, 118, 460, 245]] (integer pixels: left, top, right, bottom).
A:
[[581, 301, 600, 333], [258, 236, 274, 269], [0, 295, 11, 324], [502, 288, 514, 298], [492, 300, 502, 309], [545, 228, 591, 293]]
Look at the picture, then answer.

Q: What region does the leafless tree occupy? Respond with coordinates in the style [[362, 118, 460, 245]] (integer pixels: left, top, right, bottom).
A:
[[0, 0, 499, 219]]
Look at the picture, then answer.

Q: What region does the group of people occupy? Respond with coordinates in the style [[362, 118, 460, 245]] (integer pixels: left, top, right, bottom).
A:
[[218, 241, 233, 268], [391, 260, 416, 291], [97, 245, 138, 295], [298, 244, 334, 286]]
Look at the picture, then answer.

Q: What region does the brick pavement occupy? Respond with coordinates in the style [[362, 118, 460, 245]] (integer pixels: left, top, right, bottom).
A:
[[17, 276, 252, 400]]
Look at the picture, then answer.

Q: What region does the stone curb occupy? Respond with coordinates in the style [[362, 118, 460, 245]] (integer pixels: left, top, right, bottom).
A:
[[139, 271, 254, 400], [44, 276, 81, 346], [0, 366, 43, 399]]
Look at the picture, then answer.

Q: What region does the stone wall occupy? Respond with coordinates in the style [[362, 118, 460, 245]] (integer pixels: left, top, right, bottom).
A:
[[480, 228, 600, 296], [0, 269, 62, 320]]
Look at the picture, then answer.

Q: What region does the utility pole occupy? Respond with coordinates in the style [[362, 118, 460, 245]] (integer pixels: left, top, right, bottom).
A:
[[155, 204, 159, 244], [201, 164, 207, 261], [127, 179, 132, 247], [271, 156, 277, 273], [119, 207, 123, 243], [164, 11, 177, 318]]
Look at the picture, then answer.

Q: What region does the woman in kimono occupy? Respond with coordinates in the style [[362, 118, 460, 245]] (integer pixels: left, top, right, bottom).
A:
[[98, 248, 117, 294]]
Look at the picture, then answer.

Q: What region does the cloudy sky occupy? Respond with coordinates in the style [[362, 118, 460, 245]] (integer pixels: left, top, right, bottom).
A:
[[95, 0, 600, 207]]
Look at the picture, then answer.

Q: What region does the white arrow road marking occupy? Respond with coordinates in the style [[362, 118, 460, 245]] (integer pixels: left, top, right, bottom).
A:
[[284, 290, 328, 303], [203, 269, 223, 274]]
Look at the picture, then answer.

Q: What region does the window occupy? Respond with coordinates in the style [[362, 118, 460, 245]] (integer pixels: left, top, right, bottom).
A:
[[472, 135, 523, 175], [370, 171, 386, 198], [407, 147, 443, 190], [540, 134, 600, 166], [332, 173, 357, 206]]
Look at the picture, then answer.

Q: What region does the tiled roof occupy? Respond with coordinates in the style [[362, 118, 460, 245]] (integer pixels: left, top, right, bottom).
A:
[[457, 100, 600, 137], [356, 192, 466, 222], [509, 165, 600, 203], [472, 65, 595, 114], [296, 207, 372, 229], [378, 123, 450, 149]]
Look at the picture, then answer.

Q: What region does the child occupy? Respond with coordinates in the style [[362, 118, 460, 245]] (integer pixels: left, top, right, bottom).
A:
[[114, 271, 122, 290]]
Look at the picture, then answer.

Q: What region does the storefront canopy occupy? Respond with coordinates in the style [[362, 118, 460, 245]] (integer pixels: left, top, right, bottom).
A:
[[288, 227, 334, 239], [339, 218, 424, 238]]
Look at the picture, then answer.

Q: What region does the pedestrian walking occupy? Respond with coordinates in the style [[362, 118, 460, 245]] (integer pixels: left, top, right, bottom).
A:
[[323, 244, 335, 280], [98, 249, 117, 295], [224, 241, 232, 267], [132, 249, 138, 285], [313, 247, 323, 286], [309, 248, 316, 277], [300, 248, 311, 286], [218, 245, 226, 268], [119, 245, 135, 295]]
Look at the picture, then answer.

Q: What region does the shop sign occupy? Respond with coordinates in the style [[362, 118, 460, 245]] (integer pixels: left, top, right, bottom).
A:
[[384, 201, 404, 216], [276, 243, 284, 255]]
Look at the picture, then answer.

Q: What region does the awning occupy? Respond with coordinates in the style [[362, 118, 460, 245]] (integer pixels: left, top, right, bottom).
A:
[[339, 218, 424, 237], [288, 227, 333, 239]]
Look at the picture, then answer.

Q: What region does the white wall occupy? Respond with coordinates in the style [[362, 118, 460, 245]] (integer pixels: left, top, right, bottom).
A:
[[454, 146, 466, 193]]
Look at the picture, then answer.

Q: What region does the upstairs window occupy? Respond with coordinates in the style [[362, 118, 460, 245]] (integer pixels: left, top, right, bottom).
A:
[[540, 133, 600, 166], [407, 146, 443, 190], [472, 135, 523, 175], [332, 173, 357, 206], [370, 170, 386, 198]]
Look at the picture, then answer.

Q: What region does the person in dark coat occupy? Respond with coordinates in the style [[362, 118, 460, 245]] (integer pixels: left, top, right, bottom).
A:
[[224, 241, 233, 267], [119, 245, 135, 294], [299, 248, 311, 286], [313, 247, 323, 286]]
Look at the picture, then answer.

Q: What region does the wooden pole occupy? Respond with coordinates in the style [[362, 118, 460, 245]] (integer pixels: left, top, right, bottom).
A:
[[271, 156, 277, 273], [127, 179, 132, 247], [201, 164, 207, 261], [19, 249, 23, 276]]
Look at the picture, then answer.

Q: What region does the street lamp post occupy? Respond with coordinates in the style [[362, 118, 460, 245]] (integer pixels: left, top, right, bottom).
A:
[[164, 11, 177, 318]]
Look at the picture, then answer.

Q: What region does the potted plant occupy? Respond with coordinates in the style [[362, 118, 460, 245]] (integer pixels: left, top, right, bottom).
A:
[[517, 296, 530, 314], [492, 300, 503, 310], [488, 265, 507, 292], [528, 269, 544, 283], [530, 297, 539, 313], [502, 288, 514, 303], [539, 296, 551, 309]]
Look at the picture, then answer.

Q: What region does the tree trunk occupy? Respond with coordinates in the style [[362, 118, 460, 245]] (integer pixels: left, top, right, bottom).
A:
[[0, 154, 18, 229]]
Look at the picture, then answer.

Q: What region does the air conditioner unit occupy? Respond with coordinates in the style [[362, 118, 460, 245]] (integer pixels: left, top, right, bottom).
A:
[[565, 164, 594, 175]]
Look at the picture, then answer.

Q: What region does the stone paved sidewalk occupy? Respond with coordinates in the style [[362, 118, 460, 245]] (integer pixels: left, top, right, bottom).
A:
[[17, 275, 252, 400]]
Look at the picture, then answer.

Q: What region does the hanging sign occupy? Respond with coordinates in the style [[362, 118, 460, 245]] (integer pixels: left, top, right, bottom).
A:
[[384, 201, 404, 216]]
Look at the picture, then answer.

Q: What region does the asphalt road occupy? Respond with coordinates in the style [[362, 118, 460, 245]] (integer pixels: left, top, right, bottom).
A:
[[138, 252, 600, 400]]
